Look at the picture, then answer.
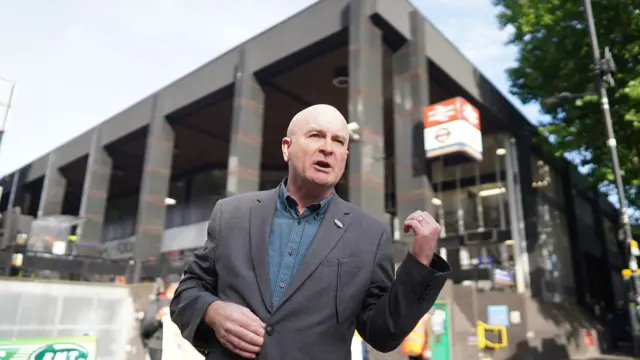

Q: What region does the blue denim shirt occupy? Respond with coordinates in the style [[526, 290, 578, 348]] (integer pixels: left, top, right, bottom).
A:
[[267, 180, 332, 307]]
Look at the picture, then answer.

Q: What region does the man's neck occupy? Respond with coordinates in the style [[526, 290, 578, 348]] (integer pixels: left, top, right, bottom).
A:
[[285, 177, 332, 210]]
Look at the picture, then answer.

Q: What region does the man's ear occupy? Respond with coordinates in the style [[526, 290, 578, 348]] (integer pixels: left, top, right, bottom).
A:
[[282, 137, 292, 162]]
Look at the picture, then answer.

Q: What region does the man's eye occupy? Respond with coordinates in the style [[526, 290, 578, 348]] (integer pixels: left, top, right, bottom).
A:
[[310, 133, 320, 138]]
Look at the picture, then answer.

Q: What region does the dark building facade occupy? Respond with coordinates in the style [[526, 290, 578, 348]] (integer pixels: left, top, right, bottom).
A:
[[0, 0, 627, 330]]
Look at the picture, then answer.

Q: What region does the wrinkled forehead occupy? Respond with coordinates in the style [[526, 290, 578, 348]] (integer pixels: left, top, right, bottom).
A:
[[302, 111, 349, 136]]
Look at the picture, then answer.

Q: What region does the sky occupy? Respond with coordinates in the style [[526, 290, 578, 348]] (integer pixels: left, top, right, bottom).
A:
[[0, 0, 543, 177]]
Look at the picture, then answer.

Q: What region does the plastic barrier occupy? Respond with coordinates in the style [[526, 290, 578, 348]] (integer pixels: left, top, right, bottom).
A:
[[0, 278, 140, 360], [0, 335, 97, 360], [476, 321, 508, 350]]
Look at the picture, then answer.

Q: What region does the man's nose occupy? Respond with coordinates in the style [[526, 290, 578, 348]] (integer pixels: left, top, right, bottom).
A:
[[319, 139, 335, 154]]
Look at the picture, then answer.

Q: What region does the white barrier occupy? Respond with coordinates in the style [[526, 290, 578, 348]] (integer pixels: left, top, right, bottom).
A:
[[0, 279, 138, 360]]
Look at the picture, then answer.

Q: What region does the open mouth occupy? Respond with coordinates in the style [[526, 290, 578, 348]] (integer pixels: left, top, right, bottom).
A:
[[313, 160, 332, 170]]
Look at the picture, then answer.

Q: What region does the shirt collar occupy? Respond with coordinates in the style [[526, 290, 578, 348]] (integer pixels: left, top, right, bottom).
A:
[[278, 177, 333, 216]]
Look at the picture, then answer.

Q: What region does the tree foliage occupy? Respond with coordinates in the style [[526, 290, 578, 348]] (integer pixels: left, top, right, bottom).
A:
[[492, 0, 640, 209]]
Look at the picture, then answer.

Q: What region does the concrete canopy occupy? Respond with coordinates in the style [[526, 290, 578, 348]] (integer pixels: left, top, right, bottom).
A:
[[4, 0, 529, 184], [2, 0, 618, 222]]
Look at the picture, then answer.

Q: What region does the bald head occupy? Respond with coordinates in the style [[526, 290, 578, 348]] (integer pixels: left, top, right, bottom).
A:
[[286, 104, 349, 138], [281, 104, 350, 197]]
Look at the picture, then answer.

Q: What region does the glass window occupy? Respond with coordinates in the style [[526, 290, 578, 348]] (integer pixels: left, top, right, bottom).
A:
[[431, 134, 510, 235], [168, 179, 187, 203], [103, 193, 137, 242], [429, 133, 515, 276], [610, 269, 626, 309], [531, 156, 565, 205], [575, 196, 601, 256], [260, 170, 287, 191], [186, 169, 227, 225], [190, 169, 227, 200], [576, 196, 595, 224], [438, 188, 481, 234], [603, 217, 621, 264], [165, 179, 188, 229], [534, 158, 573, 301]]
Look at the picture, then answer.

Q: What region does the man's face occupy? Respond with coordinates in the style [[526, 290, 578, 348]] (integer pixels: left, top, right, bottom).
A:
[[282, 111, 350, 189]]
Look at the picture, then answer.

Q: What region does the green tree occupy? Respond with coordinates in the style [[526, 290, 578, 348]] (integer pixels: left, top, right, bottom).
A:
[[492, 0, 640, 210]]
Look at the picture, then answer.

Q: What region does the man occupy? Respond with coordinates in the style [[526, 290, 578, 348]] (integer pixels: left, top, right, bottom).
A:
[[140, 274, 181, 360], [170, 104, 451, 360]]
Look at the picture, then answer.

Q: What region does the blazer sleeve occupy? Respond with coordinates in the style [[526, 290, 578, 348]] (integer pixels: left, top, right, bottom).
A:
[[170, 201, 222, 351], [355, 227, 451, 353]]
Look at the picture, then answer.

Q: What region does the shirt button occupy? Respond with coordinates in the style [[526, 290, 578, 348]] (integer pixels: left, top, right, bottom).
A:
[[279, 282, 285, 288], [288, 249, 294, 255]]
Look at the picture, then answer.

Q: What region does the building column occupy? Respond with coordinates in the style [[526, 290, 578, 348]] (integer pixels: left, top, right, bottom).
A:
[[133, 94, 174, 275], [505, 137, 532, 294], [76, 129, 112, 256], [226, 47, 265, 196], [1, 167, 28, 249], [391, 10, 436, 241], [516, 134, 543, 298], [6, 167, 27, 211], [347, 0, 386, 222], [38, 152, 66, 217]]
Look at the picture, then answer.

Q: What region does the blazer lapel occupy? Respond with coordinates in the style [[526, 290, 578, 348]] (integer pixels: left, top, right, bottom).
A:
[[273, 195, 352, 312], [249, 188, 279, 313]]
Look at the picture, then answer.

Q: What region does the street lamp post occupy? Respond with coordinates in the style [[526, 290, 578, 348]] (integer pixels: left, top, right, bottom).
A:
[[0, 77, 15, 157], [582, 0, 640, 354]]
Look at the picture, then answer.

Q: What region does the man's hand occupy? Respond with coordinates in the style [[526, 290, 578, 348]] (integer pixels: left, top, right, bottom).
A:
[[404, 210, 441, 266], [205, 301, 266, 359], [155, 306, 169, 321]]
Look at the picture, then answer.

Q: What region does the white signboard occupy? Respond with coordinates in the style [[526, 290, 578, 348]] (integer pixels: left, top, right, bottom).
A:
[[423, 97, 483, 161]]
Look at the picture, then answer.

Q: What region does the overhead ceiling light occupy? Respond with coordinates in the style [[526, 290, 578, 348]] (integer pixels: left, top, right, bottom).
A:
[[496, 148, 507, 155], [431, 197, 442, 206], [164, 197, 177, 206], [478, 187, 506, 197], [332, 66, 349, 88], [332, 77, 349, 88], [504, 239, 514, 246]]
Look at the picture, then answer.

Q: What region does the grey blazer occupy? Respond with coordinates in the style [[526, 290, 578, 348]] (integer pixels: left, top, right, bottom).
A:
[[170, 187, 451, 360]]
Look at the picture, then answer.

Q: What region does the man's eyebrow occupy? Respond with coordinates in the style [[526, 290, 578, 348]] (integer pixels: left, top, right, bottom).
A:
[[304, 127, 347, 140], [305, 127, 321, 134]]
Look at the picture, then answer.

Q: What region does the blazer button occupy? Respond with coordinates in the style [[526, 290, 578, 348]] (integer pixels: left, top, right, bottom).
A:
[[266, 325, 274, 336]]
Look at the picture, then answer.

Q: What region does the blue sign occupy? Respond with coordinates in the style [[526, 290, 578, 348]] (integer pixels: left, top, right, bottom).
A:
[[487, 305, 510, 327]]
